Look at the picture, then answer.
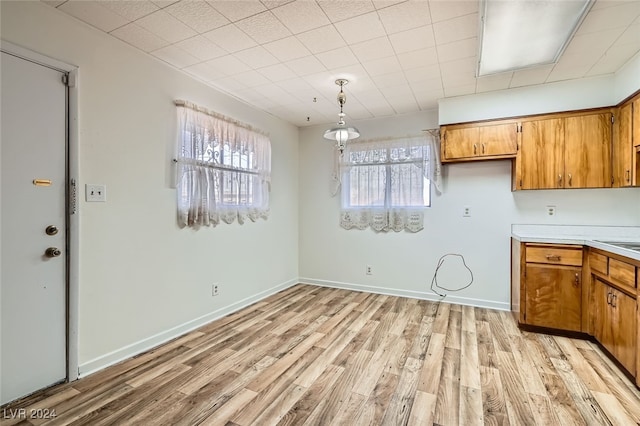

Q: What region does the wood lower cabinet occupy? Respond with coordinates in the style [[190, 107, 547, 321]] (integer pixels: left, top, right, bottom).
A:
[[592, 278, 636, 375], [515, 243, 583, 331], [512, 242, 639, 384], [525, 264, 582, 331]]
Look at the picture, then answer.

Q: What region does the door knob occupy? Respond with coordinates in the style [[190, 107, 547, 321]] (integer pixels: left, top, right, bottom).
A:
[[45, 225, 59, 236], [45, 247, 62, 258]]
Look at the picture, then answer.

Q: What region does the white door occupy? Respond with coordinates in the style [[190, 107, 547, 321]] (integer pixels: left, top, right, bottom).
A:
[[1, 51, 67, 405]]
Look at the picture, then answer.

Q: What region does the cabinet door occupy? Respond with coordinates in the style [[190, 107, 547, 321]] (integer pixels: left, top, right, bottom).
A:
[[525, 264, 582, 331], [634, 98, 640, 148], [611, 288, 636, 375], [480, 123, 518, 156], [519, 118, 564, 189], [613, 103, 633, 187], [564, 113, 612, 188], [442, 127, 478, 160], [592, 278, 614, 354]]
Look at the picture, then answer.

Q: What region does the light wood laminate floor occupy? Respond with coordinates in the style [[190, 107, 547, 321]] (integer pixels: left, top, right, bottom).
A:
[[3, 284, 640, 425]]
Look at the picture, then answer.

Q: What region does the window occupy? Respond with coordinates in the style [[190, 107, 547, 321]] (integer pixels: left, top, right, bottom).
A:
[[175, 100, 271, 227], [338, 135, 440, 232]]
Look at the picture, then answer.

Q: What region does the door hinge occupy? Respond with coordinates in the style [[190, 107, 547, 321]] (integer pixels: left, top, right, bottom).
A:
[[70, 178, 77, 215], [62, 73, 77, 87]]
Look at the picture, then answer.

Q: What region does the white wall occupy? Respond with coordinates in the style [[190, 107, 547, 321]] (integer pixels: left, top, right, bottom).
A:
[[299, 110, 640, 310], [614, 51, 640, 103], [1, 1, 299, 374]]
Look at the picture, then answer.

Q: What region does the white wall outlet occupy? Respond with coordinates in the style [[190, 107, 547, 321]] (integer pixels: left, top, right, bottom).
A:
[[86, 184, 106, 202], [546, 205, 556, 216], [212, 283, 219, 296], [366, 265, 372, 275], [463, 206, 471, 217]]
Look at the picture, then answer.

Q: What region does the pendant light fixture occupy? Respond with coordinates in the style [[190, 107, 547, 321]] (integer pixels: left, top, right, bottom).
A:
[[323, 79, 360, 153]]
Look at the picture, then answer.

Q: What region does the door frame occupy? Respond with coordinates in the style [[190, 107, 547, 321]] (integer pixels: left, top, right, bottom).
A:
[[1, 40, 79, 382]]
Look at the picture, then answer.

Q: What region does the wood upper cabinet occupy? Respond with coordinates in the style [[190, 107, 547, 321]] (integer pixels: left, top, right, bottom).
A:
[[613, 103, 633, 187], [563, 112, 612, 188], [517, 118, 564, 189], [514, 110, 612, 190], [441, 122, 517, 162]]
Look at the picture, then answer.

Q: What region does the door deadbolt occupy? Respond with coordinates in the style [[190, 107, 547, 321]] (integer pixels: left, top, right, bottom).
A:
[[45, 247, 62, 258], [45, 225, 59, 236]]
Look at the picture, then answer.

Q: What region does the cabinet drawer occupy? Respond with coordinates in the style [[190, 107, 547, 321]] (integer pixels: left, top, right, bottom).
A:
[[526, 246, 583, 266], [589, 252, 609, 275], [609, 258, 636, 288]]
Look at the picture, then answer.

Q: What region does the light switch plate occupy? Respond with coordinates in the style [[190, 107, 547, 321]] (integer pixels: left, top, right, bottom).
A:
[[86, 184, 106, 202]]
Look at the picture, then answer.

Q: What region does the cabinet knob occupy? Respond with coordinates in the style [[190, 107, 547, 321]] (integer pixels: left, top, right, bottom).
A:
[[626, 170, 630, 182], [568, 173, 572, 186], [558, 174, 563, 187], [473, 143, 477, 155], [482, 143, 485, 154], [611, 293, 617, 308], [607, 292, 612, 305], [546, 254, 561, 261]]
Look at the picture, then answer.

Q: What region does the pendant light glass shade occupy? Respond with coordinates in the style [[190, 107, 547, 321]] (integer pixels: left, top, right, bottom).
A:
[[323, 79, 359, 152]]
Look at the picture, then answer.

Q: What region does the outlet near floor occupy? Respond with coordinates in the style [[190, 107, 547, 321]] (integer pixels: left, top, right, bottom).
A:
[[212, 283, 219, 296], [366, 265, 372, 275]]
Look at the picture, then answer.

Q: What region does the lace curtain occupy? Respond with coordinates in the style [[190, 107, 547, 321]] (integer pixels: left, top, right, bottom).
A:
[[336, 133, 442, 232], [175, 100, 271, 227]]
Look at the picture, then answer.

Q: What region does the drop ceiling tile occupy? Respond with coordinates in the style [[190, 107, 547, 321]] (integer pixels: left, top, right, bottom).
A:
[[371, 71, 408, 88], [509, 65, 554, 88], [212, 76, 248, 92], [443, 84, 476, 97], [404, 64, 441, 84], [236, 11, 291, 44], [615, 21, 640, 46], [389, 26, 435, 54], [432, 13, 478, 45], [366, 102, 397, 117], [436, 37, 477, 63], [350, 36, 395, 62], [547, 53, 597, 82], [206, 55, 252, 77], [411, 81, 444, 99], [386, 95, 419, 114], [42, 0, 66, 7], [317, 0, 375, 22], [416, 95, 440, 111], [206, 0, 267, 22], [203, 24, 257, 53], [176, 36, 226, 61], [257, 63, 298, 82], [136, 10, 197, 43], [183, 62, 227, 81], [296, 25, 346, 54], [429, 1, 477, 23], [564, 28, 625, 57], [372, 0, 406, 10], [150, 1, 178, 8], [234, 46, 280, 69], [378, 0, 431, 34], [362, 56, 402, 77], [58, 1, 130, 32], [165, 1, 228, 33], [261, 1, 296, 10], [397, 47, 439, 70], [285, 56, 327, 76], [315, 46, 360, 69], [271, 0, 330, 34], [440, 57, 476, 87], [334, 11, 386, 45], [263, 36, 311, 62], [231, 70, 271, 88], [326, 63, 369, 85], [253, 85, 299, 105], [578, 2, 640, 35], [101, 1, 159, 21], [111, 23, 170, 52], [152, 45, 200, 68], [587, 43, 640, 76], [276, 78, 316, 99], [476, 73, 513, 93]]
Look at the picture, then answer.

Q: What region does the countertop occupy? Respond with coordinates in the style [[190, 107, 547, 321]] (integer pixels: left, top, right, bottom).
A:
[[511, 224, 640, 262]]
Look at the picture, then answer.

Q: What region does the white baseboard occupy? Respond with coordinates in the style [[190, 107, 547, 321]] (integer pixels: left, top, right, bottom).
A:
[[78, 278, 298, 378], [299, 277, 510, 312]]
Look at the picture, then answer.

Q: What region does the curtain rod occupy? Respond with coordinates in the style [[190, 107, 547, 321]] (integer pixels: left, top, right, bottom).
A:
[[174, 99, 269, 137]]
